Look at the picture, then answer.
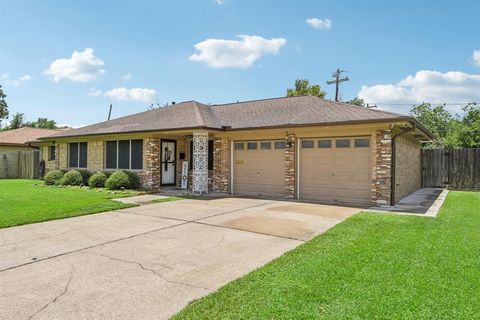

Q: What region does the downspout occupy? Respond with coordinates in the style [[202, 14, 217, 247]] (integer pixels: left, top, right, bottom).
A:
[[390, 123, 415, 206]]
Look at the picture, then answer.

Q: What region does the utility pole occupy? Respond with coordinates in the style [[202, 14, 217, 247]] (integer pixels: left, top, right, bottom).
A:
[[107, 104, 112, 121], [326, 68, 349, 102]]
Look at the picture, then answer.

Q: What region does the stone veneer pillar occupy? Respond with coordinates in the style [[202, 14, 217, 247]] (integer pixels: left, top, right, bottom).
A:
[[284, 133, 296, 199], [212, 138, 230, 193], [141, 137, 161, 190], [54, 143, 60, 169], [372, 130, 392, 206]]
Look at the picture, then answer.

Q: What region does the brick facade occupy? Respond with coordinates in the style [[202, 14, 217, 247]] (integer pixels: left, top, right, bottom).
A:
[[372, 130, 392, 206], [212, 138, 230, 193], [284, 133, 296, 199], [394, 136, 421, 201]]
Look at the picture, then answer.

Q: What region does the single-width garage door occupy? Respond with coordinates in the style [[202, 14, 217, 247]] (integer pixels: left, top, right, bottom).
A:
[[233, 140, 285, 198], [299, 137, 372, 205]]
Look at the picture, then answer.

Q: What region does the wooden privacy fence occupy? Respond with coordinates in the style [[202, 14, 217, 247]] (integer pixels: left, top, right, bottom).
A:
[[422, 148, 480, 189], [0, 150, 40, 179]]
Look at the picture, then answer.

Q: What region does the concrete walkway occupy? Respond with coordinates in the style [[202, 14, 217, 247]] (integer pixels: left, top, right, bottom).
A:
[[0, 198, 360, 320], [368, 188, 448, 217]]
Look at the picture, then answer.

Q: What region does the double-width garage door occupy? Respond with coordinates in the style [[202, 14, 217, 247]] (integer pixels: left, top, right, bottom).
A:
[[299, 137, 372, 205], [233, 140, 285, 198]]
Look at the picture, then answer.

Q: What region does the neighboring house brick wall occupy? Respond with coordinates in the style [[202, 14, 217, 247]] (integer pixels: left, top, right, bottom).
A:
[[394, 136, 421, 201], [285, 133, 296, 199], [213, 138, 230, 193], [372, 130, 392, 206], [0, 145, 34, 152]]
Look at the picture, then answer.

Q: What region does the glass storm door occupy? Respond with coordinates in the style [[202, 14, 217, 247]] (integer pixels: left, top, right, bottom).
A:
[[161, 140, 176, 185]]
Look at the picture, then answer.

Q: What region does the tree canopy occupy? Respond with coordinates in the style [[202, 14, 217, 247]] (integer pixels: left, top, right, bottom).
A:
[[286, 79, 326, 98], [0, 85, 9, 128], [410, 102, 480, 148]]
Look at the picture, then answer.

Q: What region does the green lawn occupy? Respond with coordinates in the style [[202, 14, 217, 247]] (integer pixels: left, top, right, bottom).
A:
[[174, 191, 480, 320], [0, 179, 138, 228]]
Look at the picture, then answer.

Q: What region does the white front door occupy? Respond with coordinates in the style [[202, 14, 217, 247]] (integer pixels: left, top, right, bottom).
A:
[[161, 140, 176, 185]]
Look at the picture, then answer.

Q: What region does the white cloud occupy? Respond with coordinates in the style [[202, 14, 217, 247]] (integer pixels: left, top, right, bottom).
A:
[[473, 50, 480, 67], [44, 48, 105, 82], [104, 87, 156, 103], [216, 0, 224, 4], [4, 74, 32, 86], [121, 72, 132, 81], [358, 70, 480, 113], [189, 35, 287, 68], [306, 18, 332, 30], [88, 88, 103, 97]]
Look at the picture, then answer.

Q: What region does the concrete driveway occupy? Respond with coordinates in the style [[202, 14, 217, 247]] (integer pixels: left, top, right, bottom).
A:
[[0, 198, 361, 320]]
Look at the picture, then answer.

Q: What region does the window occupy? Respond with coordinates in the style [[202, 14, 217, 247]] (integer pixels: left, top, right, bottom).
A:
[[105, 139, 143, 170], [354, 138, 370, 148], [301, 140, 314, 148], [69, 142, 87, 168], [260, 142, 271, 149], [48, 146, 56, 161], [234, 143, 244, 150], [189, 140, 214, 170], [274, 141, 285, 149], [247, 142, 257, 150], [318, 140, 331, 148], [335, 139, 350, 148]]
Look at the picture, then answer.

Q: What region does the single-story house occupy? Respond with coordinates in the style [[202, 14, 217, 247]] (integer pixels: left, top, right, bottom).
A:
[[0, 127, 70, 152], [38, 96, 434, 206]]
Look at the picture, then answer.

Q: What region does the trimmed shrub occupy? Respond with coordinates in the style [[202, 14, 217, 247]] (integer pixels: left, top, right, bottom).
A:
[[60, 170, 84, 186], [105, 171, 131, 190], [122, 170, 140, 189], [77, 169, 92, 186], [88, 172, 107, 188], [43, 169, 65, 186]]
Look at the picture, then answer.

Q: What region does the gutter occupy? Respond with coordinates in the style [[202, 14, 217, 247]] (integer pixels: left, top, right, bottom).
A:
[[390, 123, 415, 206]]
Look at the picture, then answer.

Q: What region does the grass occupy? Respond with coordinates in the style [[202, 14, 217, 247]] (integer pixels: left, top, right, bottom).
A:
[[174, 191, 480, 320], [0, 179, 139, 228]]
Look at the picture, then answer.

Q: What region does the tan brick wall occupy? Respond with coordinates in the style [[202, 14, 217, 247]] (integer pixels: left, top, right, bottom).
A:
[[372, 130, 392, 206], [212, 138, 230, 193], [87, 140, 104, 172], [58, 142, 68, 169], [284, 133, 296, 199], [40, 145, 56, 171], [394, 136, 421, 201]]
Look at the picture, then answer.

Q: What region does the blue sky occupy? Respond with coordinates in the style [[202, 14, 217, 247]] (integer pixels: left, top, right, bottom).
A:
[[1, 0, 479, 127]]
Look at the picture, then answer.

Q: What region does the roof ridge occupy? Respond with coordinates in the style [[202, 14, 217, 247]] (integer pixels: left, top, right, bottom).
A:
[[211, 95, 310, 107]]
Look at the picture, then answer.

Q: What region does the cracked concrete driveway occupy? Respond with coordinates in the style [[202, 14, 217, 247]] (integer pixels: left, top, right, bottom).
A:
[[0, 198, 361, 320]]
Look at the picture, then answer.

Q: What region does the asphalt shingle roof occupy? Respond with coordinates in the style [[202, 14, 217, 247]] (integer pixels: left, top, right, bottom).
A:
[[0, 127, 71, 146], [43, 96, 412, 139]]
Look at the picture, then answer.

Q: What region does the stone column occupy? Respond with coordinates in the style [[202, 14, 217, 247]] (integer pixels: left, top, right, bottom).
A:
[[212, 138, 230, 193], [192, 132, 209, 194], [54, 143, 60, 169], [372, 130, 392, 206], [284, 133, 296, 199], [141, 137, 161, 190]]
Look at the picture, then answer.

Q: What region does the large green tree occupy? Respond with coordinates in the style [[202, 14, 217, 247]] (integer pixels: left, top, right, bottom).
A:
[[410, 102, 480, 148], [346, 97, 365, 107], [0, 85, 9, 129], [25, 117, 57, 129], [286, 79, 326, 98], [9, 112, 25, 129]]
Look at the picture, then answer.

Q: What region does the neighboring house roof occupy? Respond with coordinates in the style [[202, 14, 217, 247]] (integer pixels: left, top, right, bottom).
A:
[[41, 96, 432, 139], [0, 127, 71, 146]]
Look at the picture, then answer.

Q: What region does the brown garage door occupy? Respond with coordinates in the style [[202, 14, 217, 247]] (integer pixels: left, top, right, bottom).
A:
[[299, 137, 372, 205], [233, 140, 285, 198]]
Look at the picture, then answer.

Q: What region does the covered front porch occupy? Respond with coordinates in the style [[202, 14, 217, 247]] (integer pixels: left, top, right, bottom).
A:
[[141, 131, 229, 195]]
